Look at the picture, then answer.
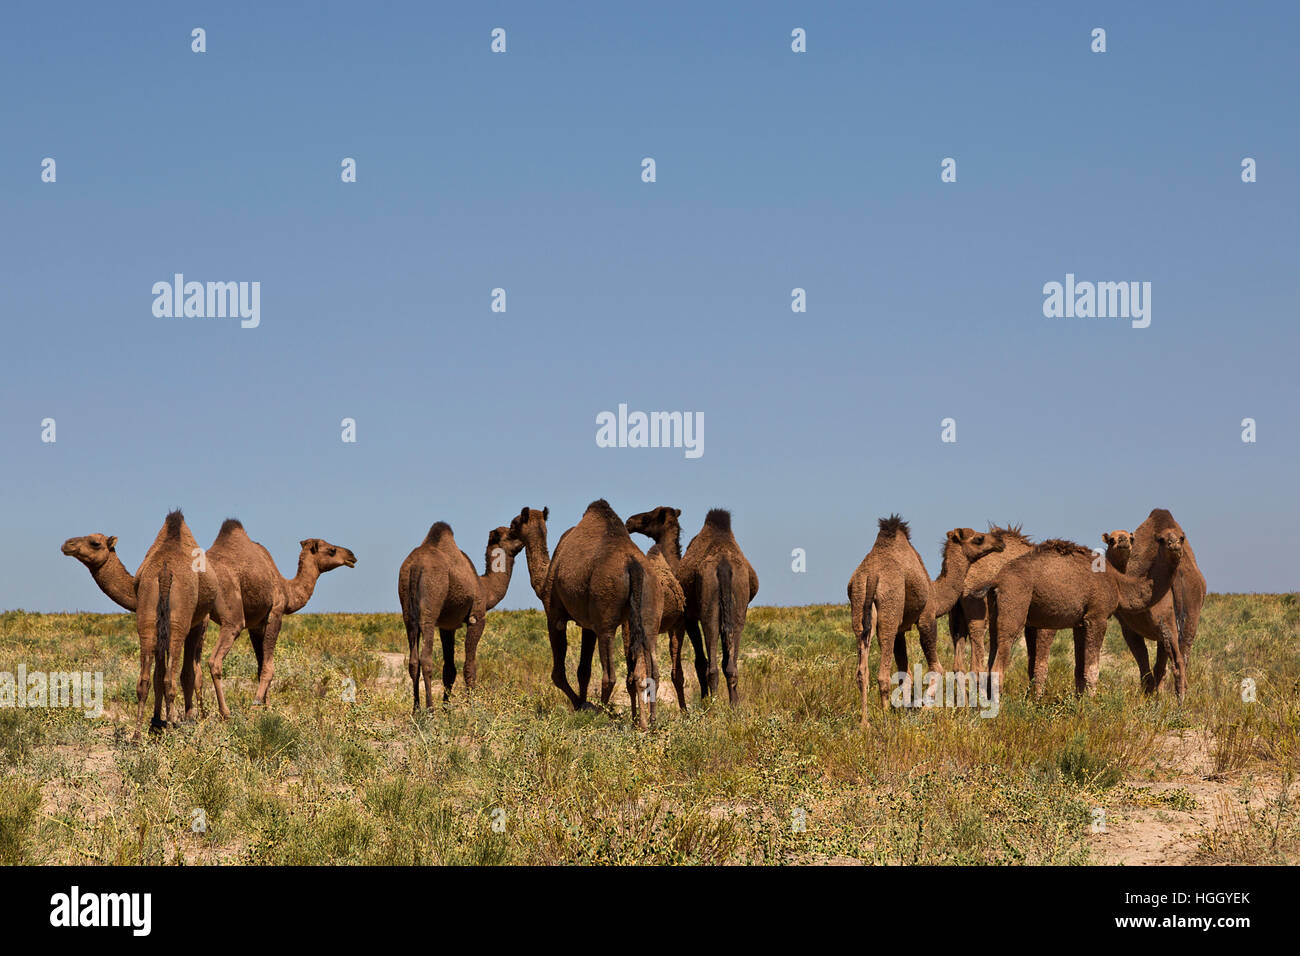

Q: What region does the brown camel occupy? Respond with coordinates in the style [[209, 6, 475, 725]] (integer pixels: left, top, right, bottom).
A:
[[625, 506, 689, 708], [61, 534, 139, 611], [848, 520, 1002, 721], [677, 509, 759, 706], [521, 500, 662, 728], [204, 520, 356, 717], [132, 511, 242, 738], [1105, 509, 1206, 698], [398, 522, 487, 711], [984, 532, 1183, 699], [949, 525, 1046, 673]]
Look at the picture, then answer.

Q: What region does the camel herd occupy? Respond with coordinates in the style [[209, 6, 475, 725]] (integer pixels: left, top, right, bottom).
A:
[[849, 508, 1206, 723], [60, 503, 1202, 736]]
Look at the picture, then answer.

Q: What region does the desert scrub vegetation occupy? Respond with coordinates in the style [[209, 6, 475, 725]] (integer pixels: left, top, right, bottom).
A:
[[0, 594, 1295, 864]]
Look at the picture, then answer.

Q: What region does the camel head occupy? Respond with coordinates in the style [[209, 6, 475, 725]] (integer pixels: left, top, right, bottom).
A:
[[625, 506, 682, 542], [298, 538, 357, 571], [61, 533, 118, 568], [509, 506, 549, 547], [947, 527, 1004, 562], [1101, 530, 1134, 561], [487, 525, 525, 560]]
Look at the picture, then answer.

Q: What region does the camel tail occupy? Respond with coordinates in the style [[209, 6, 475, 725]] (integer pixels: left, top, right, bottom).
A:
[[860, 570, 878, 639], [626, 557, 650, 669], [406, 567, 423, 642], [717, 556, 736, 644], [155, 568, 172, 673], [949, 596, 969, 640]]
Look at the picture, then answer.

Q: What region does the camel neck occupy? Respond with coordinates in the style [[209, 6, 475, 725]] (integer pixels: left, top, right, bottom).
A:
[[929, 549, 970, 616], [657, 527, 682, 570], [523, 536, 550, 598], [283, 552, 321, 613], [91, 554, 138, 611], [480, 549, 516, 611]]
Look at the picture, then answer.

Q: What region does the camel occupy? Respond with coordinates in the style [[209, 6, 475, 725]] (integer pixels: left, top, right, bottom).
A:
[[949, 525, 1041, 672], [984, 531, 1183, 699], [677, 509, 759, 706], [204, 520, 356, 717], [398, 522, 487, 711], [132, 511, 242, 738], [519, 500, 662, 728], [625, 507, 690, 708], [61, 534, 139, 611], [847, 520, 1002, 721], [1104, 510, 1205, 698]]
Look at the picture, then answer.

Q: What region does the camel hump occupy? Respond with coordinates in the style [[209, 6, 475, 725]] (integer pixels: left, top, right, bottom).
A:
[[586, 499, 629, 536], [1035, 539, 1092, 558], [704, 509, 731, 532], [163, 509, 185, 538], [216, 518, 245, 539], [877, 514, 910, 539], [424, 521, 454, 545]]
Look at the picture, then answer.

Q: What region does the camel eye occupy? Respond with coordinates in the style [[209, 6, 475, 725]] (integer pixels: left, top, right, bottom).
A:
[[974, 536, 983, 545], [329, 548, 337, 556], [91, 541, 101, 549]]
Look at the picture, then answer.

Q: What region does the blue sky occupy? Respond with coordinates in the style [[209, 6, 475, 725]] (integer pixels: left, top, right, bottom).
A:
[[3, 1, 1298, 612]]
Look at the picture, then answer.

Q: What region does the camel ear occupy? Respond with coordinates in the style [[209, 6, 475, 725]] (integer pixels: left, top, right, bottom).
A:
[[518, 507, 530, 523], [947, 530, 960, 543], [673, 508, 681, 518], [542, 507, 549, 520], [106, 536, 117, 551], [1102, 533, 1113, 546], [300, 538, 318, 553]]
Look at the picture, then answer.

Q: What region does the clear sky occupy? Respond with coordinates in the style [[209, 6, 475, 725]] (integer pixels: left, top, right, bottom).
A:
[[3, 1, 1298, 612]]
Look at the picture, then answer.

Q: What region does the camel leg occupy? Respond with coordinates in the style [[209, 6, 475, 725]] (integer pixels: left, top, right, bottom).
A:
[[253, 605, 284, 707], [668, 625, 687, 710], [1080, 620, 1105, 696], [965, 599, 990, 685], [417, 615, 439, 709], [161, 599, 192, 727], [402, 613, 420, 715], [720, 616, 741, 707], [987, 593, 1025, 702], [135, 621, 157, 740], [702, 609, 722, 701], [247, 625, 265, 699], [917, 611, 942, 705], [597, 629, 617, 706], [685, 618, 708, 698], [623, 624, 648, 729], [1027, 628, 1051, 697], [856, 631, 872, 725], [547, 616, 583, 710], [439, 628, 458, 703], [207, 619, 246, 720], [1071, 627, 1087, 694], [180, 622, 207, 720], [576, 627, 597, 704], [463, 616, 484, 691], [1152, 642, 1168, 694], [644, 628, 660, 724], [874, 605, 902, 711], [1120, 624, 1156, 695], [1158, 623, 1186, 701]]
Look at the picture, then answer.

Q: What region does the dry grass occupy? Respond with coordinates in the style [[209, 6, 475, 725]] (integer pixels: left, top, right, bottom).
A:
[[0, 594, 1296, 864]]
